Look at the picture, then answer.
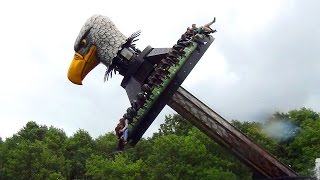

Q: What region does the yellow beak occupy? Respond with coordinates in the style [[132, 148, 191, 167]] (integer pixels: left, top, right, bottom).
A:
[[67, 46, 99, 85]]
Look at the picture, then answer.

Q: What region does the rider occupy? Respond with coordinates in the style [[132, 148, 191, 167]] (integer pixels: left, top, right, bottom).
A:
[[116, 118, 128, 142], [115, 118, 129, 151], [120, 118, 129, 143]]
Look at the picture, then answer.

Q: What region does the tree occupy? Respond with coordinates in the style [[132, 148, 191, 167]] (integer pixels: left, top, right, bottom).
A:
[[1, 108, 319, 178], [65, 129, 94, 179], [126, 138, 154, 162], [158, 114, 193, 136], [2, 139, 44, 179], [1, 121, 50, 179], [232, 108, 320, 176], [86, 154, 144, 179], [18, 121, 48, 142], [1, 124, 68, 179], [0, 138, 4, 179], [94, 132, 118, 158], [154, 113, 251, 179], [38, 127, 68, 178], [231, 120, 279, 154], [145, 128, 239, 180], [188, 125, 252, 179], [284, 108, 320, 175], [289, 107, 319, 126]]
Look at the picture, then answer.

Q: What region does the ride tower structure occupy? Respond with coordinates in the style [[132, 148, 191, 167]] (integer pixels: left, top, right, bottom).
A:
[[67, 15, 299, 179]]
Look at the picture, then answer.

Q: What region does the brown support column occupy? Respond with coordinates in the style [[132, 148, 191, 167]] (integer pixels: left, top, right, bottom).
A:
[[168, 86, 298, 178]]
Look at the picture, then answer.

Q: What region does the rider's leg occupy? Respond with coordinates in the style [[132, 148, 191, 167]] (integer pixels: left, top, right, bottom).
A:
[[123, 129, 128, 142]]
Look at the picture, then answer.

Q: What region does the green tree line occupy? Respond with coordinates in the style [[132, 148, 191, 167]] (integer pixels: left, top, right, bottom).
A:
[[0, 108, 319, 179]]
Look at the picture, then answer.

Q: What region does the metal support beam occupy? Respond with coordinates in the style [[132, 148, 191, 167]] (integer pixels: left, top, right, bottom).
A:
[[168, 86, 298, 179]]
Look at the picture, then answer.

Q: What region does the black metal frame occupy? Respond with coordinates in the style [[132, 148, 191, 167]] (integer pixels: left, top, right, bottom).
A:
[[110, 25, 299, 179], [123, 36, 214, 145]]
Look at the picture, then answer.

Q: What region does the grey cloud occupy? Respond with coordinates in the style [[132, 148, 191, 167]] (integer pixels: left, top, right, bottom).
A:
[[188, 0, 320, 122]]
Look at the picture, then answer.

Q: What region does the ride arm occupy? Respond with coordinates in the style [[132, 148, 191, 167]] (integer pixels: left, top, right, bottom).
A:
[[168, 86, 298, 179]]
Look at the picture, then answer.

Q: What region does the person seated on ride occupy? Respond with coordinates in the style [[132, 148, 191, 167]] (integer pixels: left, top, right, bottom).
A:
[[115, 119, 124, 139], [121, 118, 129, 143], [116, 118, 129, 144]]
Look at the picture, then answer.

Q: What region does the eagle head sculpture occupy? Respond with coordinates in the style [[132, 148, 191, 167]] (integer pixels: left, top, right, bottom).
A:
[[67, 15, 128, 85]]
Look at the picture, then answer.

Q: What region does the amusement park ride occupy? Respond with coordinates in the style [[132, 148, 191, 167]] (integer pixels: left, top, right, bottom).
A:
[[67, 15, 300, 179]]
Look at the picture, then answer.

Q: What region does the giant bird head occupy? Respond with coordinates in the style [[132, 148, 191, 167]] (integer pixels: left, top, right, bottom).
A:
[[67, 15, 127, 85]]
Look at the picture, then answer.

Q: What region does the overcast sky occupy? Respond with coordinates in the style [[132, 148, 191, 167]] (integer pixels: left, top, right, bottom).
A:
[[0, 0, 319, 139]]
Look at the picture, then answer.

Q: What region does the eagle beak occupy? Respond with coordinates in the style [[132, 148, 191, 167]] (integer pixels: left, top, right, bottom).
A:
[[67, 46, 99, 85]]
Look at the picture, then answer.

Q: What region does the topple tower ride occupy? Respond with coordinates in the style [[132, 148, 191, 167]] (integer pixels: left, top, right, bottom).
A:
[[67, 15, 298, 179]]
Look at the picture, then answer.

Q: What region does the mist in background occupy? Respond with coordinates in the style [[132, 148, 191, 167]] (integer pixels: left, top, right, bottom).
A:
[[262, 119, 301, 142]]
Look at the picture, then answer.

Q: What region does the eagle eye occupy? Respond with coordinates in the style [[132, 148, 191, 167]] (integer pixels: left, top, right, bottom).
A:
[[81, 39, 87, 46]]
